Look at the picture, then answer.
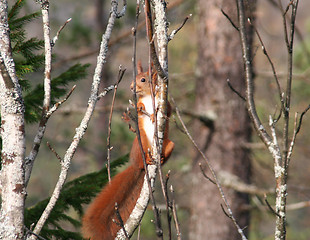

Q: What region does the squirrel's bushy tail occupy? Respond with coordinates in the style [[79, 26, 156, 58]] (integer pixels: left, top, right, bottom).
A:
[[82, 165, 145, 240]]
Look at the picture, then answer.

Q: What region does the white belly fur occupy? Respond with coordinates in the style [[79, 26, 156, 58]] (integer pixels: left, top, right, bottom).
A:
[[140, 95, 157, 145]]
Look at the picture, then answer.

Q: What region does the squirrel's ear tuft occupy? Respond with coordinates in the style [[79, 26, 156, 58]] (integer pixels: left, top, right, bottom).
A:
[[137, 60, 143, 74]]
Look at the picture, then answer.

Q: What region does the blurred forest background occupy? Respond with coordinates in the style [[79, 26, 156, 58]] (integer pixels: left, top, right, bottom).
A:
[[11, 0, 310, 239]]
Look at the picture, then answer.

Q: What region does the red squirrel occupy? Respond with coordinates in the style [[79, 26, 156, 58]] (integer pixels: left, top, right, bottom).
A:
[[81, 62, 174, 240]]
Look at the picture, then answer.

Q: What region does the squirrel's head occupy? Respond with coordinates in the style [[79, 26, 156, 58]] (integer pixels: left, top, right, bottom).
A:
[[130, 61, 158, 97]]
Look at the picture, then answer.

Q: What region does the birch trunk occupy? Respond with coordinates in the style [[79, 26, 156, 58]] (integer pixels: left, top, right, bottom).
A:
[[0, 1, 26, 239]]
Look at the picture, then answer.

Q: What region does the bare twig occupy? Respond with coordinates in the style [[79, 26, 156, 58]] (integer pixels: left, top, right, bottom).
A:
[[237, 0, 273, 148], [287, 105, 310, 166], [144, 0, 168, 81], [52, 0, 184, 69], [25, 227, 47, 240], [98, 84, 116, 99], [295, 104, 310, 135], [25, 85, 76, 186], [247, 18, 284, 111], [199, 163, 215, 184], [174, 102, 248, 240], [52, 18, 72, 46], [107, 67, 126, 182], [226, 79, 246, 101], [41, 1, 52, 113], [221, 9, 239, 31], [218, 170, 273, 195], [116, 1, 160, 238], [114, 203, 130, 239], [46, 85, 76, 116], [264, 194, 281, 217], [164, 171, 172, 240], [145, 2, 175, 239], [26, 0, 121, 238], [170, 185, 182, 240], [24, 0, 52, 188], [168, 14, 192, 41], [46, 142, 62, 162], [116, 0, 127, 18], [286, 200, 310, 211]]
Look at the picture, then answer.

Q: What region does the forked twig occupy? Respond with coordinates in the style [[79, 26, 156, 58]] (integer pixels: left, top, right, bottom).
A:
[[174, 101, 247, 240], [26, 0, 122, 238], [247, 18, 284, 111]]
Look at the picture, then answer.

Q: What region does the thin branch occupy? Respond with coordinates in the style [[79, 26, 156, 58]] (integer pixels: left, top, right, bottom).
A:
[[107, 67, 126, 182], [26, 0, 121, 238], [114, 203, 130, 239], [295, 104, 310, 135], [174, 102, 248, 240], [286, 200, 310, 211], [147, 2, 175, 239], [283, 0, 299, 168], [164, 171, 172, 240], [98, 84, 116, 99], [25, 85, 76, 187], [247, 18, 284, 111], [199, 163, 215, 184], [287, 105, 310, 166], [168, 14, 192, 41], [237, 0, 273, 148], [52, 0, 184, 68], [46, 85, 76, 117], [46, 142, 62, 162], [264, 194, 281, 217], [41, 1, 52, 113], [226, 79, 246, 101], [116, 0, 127, 18], [116, 1, 161, 238], [220, 204, 232, 219], [218, 170, 273, 195], [24, 0, 52, 188], [144, 0, 168, 81], [51, 18, 72, 46], [284, 0, 295, 16], [25, 227, 47, 240], [221, 8, 239, 31], [170, 185, 182, 240]]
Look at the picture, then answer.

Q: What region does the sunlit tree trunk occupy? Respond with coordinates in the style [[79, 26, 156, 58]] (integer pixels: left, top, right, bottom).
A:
[[189, 1, 255, 239], [0, 1, 26, 239]]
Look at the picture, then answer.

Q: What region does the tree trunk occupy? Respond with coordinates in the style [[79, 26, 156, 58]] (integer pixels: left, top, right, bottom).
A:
[[0, 2, 26, 239], [189, 1, 254, 239]]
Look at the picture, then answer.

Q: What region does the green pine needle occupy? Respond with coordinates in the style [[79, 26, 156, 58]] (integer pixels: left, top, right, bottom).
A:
[[25, 154, 129, 239]]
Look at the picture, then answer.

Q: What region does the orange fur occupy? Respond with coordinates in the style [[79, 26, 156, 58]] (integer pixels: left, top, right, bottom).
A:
[[82, 63, 174, 240]]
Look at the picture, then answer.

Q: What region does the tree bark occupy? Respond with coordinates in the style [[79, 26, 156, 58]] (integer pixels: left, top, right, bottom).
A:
[[189, 1, 254, 239], [0, 1, 26, 239]]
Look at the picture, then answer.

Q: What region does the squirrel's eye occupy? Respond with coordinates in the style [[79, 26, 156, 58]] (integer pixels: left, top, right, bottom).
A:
[[141, 78, 146, 82]]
